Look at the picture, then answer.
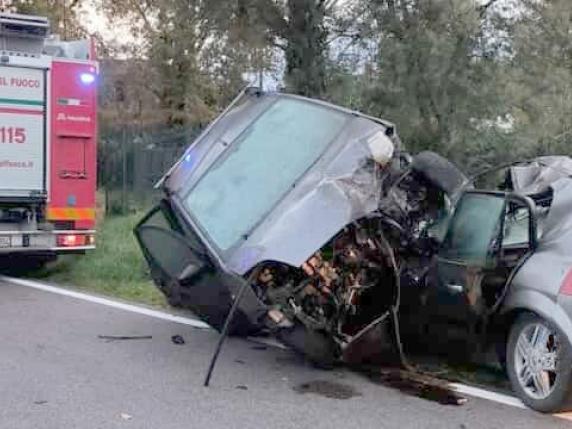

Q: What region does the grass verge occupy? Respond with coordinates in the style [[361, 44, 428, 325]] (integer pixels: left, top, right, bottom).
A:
[[32, 213, 166, 307]]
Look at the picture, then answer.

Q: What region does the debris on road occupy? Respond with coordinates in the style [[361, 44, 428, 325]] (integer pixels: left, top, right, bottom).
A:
[[235, 385, 248, 391], [120, 413, 133, 421], [294, 380, 362, 400], [98, 335, 152, 342], [171, 335, 185, 345]]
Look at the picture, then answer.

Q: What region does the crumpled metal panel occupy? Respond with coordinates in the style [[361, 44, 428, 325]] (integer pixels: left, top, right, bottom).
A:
[[226, 117, 392, 275], [507, 177, 572, 312], [537, 178, 572, 250], [163, 91, 397, 276], [509, 156, 572, 195]]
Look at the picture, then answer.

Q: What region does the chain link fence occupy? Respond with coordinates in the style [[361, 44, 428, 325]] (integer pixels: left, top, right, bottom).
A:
[[99, 124, 203, 215]]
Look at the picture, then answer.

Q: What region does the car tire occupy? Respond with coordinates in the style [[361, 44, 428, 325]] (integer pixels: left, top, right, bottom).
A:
[[506, 312, 572, 413], [0, 256, 53, 274]]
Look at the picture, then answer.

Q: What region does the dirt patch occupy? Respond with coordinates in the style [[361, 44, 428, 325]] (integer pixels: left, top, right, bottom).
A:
[[293, 380, 362, 400]]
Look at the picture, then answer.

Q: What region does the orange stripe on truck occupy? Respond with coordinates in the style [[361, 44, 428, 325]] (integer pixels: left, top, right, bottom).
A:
[[47, 207, 96, 221]]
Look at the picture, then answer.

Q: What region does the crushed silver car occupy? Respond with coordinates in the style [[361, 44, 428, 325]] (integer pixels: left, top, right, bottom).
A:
[[135, 89, 415, 364], [135, 89, 572, 413]]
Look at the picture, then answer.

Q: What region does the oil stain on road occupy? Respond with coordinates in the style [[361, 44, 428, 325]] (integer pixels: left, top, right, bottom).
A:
[[293, 380, 362, 400]]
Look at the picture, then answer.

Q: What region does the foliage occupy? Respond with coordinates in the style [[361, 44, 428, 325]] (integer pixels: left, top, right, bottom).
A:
[[352, 0, 506, 169], [13, 0, 572, 172], [508, 0, 572, 157]]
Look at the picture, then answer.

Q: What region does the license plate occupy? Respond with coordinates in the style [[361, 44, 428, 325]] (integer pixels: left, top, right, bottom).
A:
[[0, 236, 11, 248]]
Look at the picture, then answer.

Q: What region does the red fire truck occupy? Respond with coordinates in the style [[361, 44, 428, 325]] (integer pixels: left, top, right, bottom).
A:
[[0, 13, 97, 264]]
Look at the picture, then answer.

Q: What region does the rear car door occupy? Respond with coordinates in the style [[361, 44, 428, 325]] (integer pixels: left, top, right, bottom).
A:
[[427, 191, 537, 327]]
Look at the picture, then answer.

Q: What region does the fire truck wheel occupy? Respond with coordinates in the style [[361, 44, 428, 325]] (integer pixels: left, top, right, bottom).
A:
[[0, 255, 55, 274]]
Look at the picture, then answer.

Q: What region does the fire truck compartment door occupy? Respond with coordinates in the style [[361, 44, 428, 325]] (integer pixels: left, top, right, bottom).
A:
[[0, 66, 46, 198]]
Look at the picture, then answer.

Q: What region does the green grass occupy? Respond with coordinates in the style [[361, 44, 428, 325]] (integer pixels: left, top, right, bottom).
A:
[[33, 213, 166, 307]]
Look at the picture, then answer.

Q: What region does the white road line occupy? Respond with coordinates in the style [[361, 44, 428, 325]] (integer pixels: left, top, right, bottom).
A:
[[0, 276, 211, 330], [0, 276, 541, 414], [1, 276, 287, 350], [450, 383, 526, 409]]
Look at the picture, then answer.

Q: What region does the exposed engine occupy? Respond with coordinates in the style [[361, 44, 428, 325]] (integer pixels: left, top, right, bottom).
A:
[[254, 218, 397, 348], [252, 155, 455, 354], [381, 168, 450, 247]]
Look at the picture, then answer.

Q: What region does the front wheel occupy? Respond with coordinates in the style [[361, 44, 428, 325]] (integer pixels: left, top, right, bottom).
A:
[[506, 312, 572, 413]]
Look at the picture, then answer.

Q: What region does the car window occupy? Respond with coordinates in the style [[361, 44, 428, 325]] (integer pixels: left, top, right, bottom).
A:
[[184, 98, 348, 251], [502, 206, 530, 247], [441, 194, 505, 264]]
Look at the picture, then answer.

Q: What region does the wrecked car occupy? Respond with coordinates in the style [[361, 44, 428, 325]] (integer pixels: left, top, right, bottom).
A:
[[135, 89, 410, 362], [135, 89, 572, 413], [426, 156, 572, 413]]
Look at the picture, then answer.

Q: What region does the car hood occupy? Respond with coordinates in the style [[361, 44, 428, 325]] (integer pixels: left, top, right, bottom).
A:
[[161, 90, 399, 275]]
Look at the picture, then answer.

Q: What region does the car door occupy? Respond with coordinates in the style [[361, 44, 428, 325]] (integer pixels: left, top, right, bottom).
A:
[[134, 200, 211, 296], [134, 199, 267, 335], [427, 191, 537, 327]]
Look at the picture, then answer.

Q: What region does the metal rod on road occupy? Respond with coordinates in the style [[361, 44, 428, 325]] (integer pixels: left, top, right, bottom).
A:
[[203, 269, 260, 387]]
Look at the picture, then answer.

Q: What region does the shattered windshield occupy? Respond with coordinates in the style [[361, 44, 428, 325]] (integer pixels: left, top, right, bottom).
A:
[[184, 97, 348, 251]]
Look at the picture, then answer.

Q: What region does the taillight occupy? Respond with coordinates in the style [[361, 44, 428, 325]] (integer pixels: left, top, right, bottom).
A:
[[559, 268, 572, 296], [57, 234, 86, 247]]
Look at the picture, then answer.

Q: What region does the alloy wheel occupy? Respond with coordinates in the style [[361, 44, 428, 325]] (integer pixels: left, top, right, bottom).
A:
[[514, 322, 559, 400]]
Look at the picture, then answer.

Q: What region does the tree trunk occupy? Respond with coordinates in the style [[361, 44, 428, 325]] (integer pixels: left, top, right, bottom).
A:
[[284, 0, 327, 97]]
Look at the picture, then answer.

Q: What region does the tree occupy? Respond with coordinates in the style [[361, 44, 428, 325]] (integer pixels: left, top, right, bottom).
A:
[[355, 0, 510, 170], [509, 0, 572, 156], [281, 0, 328, 96], [100, 0, 271, 126], [227, 0, 342, 97]]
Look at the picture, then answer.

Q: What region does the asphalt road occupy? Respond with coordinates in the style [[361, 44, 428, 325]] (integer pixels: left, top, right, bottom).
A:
[[0, 279, 570, 429]]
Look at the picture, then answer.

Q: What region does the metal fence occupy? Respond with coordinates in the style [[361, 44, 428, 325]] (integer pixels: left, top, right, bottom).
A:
[[99, 124, 202, 215]]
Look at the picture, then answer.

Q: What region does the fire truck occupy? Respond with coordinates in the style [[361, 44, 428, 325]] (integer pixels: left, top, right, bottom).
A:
[[0, 13, 97, 264]]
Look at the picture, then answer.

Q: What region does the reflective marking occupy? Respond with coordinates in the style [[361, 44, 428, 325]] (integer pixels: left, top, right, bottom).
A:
[[0, 107, 43, 115], [555, 412, 572, 421], [47, 207, 96, 221], [1, 276, 210, 329], [1, 276, 285, 350], [450, 383, 526, 409]]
